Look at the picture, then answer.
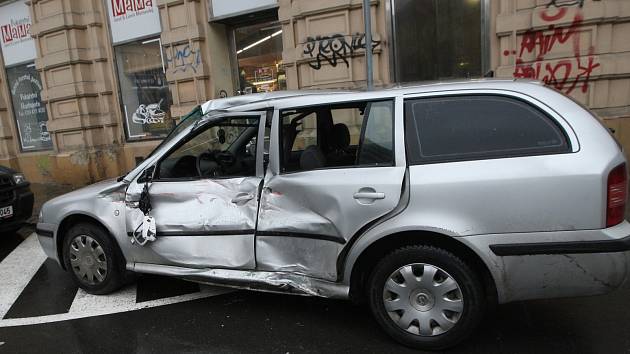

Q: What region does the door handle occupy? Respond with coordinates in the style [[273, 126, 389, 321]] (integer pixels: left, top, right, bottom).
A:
[[353, 192, 385, 200], [231, 193, 255, 204]]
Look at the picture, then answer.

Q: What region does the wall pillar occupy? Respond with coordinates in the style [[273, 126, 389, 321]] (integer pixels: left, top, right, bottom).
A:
[[29, 0, 124, 184], [159, 0, 233, 119]]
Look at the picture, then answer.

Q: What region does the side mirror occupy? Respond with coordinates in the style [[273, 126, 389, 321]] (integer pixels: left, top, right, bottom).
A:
[[138, 165, 155, 184]]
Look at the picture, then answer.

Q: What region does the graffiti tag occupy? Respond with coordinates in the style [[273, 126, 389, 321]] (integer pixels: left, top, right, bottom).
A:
[[303, 33, 381, 70], [166, 45, 201, 74], [504, 5, 600, 95]]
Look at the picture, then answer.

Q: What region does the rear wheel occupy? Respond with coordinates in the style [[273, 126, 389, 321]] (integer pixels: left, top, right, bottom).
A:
[[62, 222, 125, 294], [368, 245, 485, 350]]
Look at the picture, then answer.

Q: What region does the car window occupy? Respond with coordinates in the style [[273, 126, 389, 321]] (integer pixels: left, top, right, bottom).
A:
[[280, 100, 394, 173], [405, 95, 570, 164], [158, 116, 260, 179]]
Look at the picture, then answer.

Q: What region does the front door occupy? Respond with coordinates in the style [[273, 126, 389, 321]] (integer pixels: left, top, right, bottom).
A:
[[255, 98, 406, 280], [125, 111, 267, 269]]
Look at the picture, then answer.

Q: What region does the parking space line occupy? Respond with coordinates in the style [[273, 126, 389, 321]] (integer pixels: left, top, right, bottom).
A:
[[0, 234, 46, 320]]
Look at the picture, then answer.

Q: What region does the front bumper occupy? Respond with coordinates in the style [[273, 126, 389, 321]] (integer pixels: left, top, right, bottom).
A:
[[0, 184, 34, 232], [35, 222, 58, 262], [460, 221, 630, 304]]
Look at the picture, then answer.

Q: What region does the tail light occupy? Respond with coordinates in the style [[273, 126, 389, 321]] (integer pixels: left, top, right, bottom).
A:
[[606, 163, 627, 227]]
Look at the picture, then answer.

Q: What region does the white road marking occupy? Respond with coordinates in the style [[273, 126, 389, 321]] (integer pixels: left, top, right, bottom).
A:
[[69, 284, 138, 314], [0, 233, 234, 328], [0, 234, 47, 320], [0, 285, 232, 328]]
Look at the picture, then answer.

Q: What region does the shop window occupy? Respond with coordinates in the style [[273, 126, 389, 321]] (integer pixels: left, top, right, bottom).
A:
[[235, 21, 285, 94], [6, 63, 52, 151], [392, 0, 483, 82], [114, 38, 173, 141]]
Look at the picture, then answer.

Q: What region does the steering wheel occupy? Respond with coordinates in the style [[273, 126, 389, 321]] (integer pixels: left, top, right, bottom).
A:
[[214, 150, 236, 167], [197, 151, 219, 177], [197, 150, 237, 177]]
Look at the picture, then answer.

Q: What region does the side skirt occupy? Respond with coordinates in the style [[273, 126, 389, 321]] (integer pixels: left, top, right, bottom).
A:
[[128, 262, 349, 299]]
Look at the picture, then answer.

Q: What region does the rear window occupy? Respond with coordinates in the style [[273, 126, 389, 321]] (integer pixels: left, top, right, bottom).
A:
[[405, 95, 570, 164]]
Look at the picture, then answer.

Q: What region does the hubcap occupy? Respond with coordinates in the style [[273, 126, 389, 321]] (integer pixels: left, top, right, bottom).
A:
[[383, 263, 464, 336], [69, 235, 108, 285]]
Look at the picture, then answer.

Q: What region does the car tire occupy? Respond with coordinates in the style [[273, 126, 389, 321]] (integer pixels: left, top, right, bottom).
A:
[[368, 245, 485, 350], [62, 222, 126, 295]]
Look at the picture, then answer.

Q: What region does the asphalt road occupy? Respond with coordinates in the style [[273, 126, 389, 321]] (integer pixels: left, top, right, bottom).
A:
[[1, 228, 630, 354]]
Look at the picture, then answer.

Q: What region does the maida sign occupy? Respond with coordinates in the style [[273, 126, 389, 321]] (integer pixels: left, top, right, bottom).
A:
[[0, 0, 36, 66], [107, 0, 161, 44]]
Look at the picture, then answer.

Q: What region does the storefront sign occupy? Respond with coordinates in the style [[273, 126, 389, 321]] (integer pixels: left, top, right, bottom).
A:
[[0, 0, 36, 66], [211, 0, 277, 19], [106, 0, 161, 44], [6, 64, 52, 151]]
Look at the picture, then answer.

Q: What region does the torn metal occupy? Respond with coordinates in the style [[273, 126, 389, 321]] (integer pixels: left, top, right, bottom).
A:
[[130, 262, 349, 299]]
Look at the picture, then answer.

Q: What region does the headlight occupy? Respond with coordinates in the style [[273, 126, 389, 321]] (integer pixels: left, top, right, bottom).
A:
[[12, 173, 27, 185], [38, 209, 43, 223]]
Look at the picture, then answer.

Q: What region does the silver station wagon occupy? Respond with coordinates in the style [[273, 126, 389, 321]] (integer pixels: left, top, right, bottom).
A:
[[37, 80, 630, 350]]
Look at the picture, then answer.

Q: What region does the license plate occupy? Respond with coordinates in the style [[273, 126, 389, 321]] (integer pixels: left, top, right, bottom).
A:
[[0, 205, 13, 219]]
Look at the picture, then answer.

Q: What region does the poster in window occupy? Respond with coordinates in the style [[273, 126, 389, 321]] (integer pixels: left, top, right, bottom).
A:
[[115, 40, 173, 140], [6, 63, 52, 151]]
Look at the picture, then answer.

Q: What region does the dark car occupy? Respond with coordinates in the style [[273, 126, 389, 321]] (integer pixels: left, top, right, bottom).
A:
[[0, 165, 34, 234]]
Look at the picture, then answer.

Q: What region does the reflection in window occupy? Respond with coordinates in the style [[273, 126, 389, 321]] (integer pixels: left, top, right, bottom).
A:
[[235, 21, 286, 94], [393, 0, 482, 82], [115, 38, 173, 140]]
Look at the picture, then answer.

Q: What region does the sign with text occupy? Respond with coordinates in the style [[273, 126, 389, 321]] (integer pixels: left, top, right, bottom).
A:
[[0, 0, 36, 66], [211, 0, 277, 19], [106, 0, 161, 44], [6, 63, 52, 151]]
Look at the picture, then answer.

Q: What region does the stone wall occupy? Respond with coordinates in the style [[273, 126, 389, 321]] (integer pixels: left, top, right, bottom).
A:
[[494, 0, 630, 156], [278, 0, 390, 90]]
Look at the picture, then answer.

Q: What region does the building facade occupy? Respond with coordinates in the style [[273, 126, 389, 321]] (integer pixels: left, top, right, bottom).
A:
[[0, 0, 628, 185]]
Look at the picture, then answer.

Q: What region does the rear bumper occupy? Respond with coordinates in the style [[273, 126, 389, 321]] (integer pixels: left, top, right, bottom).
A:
[[0, 186, 34, 232], [460, 221, 630, 304]]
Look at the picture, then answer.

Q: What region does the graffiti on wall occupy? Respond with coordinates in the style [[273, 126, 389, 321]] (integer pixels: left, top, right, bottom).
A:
[[504, 0, 599, 95], [302, 33, 381, 70], [166, 44, 201, 74]]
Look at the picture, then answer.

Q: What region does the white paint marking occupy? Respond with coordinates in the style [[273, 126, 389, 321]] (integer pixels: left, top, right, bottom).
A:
[[0, 234, 47, 320], [0, 285, 232, 328], [0, 233, 234, 328], [69, 284, 138, 314]]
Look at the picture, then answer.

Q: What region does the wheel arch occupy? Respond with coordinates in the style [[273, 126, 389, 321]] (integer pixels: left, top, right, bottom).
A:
[[347, 230, 498, 305], [56, 213, 125, 271]]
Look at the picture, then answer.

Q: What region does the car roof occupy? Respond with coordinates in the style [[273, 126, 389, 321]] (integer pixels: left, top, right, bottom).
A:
[[200, 79, 544, 114]]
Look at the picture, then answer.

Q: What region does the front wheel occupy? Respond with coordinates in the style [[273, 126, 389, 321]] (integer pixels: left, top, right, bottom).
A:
[[368, 245, 485, 350], [62, 222, 126, 295]]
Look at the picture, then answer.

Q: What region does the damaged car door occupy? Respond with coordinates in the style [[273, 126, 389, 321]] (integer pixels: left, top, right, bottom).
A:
[[125, 112, 267, 269], [256, 99, 406, 280]]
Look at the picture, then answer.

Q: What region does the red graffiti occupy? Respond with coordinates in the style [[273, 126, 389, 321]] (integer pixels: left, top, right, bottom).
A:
[[540, 7, 568, 21], [518, 14, 582, 59], [505, 9, 599, 95]]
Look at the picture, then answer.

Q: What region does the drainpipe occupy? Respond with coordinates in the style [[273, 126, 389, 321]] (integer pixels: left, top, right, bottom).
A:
[[363, 0, 374, 90]]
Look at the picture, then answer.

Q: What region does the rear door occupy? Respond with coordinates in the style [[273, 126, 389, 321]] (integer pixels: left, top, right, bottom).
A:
[[255, 98, 406, 280]]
